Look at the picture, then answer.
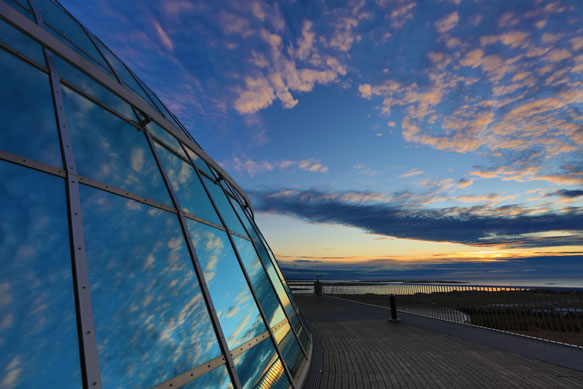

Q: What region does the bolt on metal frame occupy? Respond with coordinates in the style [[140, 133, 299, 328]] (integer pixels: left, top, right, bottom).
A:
[[185, 146, 297, 387], [26, 0, 102, 386], [216, 181, 310, 361], [0, 1, 314, 386]]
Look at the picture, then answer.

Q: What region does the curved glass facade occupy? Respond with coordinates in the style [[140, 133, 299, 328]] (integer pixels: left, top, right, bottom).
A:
[[0, 1, 311, 388]]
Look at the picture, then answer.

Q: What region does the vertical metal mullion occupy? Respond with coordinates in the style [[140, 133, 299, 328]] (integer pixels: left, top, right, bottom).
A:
[[205, 167, 310, 361], [28, 1, 102, 387], [192, 167, 297, 388], [140, 125, 242, 388], [245, 216, 312, 337], [227, 180, 309, 358]]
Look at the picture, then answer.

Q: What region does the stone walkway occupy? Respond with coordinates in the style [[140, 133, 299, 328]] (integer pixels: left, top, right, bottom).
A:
[[296, 295, 583, 388]]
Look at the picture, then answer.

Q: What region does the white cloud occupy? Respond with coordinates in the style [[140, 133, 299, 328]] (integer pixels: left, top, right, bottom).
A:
[[435, 12, 459, 34]]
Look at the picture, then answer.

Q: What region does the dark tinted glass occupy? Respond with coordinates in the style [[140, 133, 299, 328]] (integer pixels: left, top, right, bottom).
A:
[[34, 0, 110, 73], [186, 221, 266, 348], [0, 162, 81, 388], [80, 186, 221, 387], [0, 48, 61, 167], [147, 121, 187, 159], [63, 86, 172, 205], [202, 176, 248, 236], [274, 321, 305, 378], [234, 339, 291, 389], [0, 19, 44, 64], [182, 365, 232, 389], [55, 56, 135, 121], [154, 143, 222, 225]]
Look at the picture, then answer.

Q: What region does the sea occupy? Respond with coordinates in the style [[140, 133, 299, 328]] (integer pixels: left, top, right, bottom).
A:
[[291, 277, 583, 289]]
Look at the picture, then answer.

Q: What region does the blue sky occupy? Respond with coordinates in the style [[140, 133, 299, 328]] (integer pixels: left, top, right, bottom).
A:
[[61, 0, 582, 280]]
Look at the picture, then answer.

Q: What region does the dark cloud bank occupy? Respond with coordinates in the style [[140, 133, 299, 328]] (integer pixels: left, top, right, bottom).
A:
[[249, 189, 583, 248]]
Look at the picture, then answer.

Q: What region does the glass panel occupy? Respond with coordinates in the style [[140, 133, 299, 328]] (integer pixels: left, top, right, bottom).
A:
[[228, 197, 296, 318], [136, 77, 184, 130], [202, 176, 248, 236], [147, 121, 187, 159], [0, 19, 45, 64], [233, 235, 306, 379], [91, 37, 159, 110], [184, 146, 214, 177], [6, 0, 32, 12], [274, 321, 305, 378], [0, 162, 81, 388], [80, 186, 221, 387], [63, 86, 173, 206], [34, 0, 110, 73], [0, 48, 61, 167], [55, 55, 135, 121], [154, 143, 222, 225], [182, 365, 232, 389], [234, 339, 291, 389], [232, 236, 285, 328], [186, 221, 266, 348]]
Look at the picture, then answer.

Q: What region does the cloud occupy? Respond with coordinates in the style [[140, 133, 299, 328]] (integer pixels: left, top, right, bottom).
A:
[[553, 189, 583, 198], [471, 165, 583, 186], [152, 20, 174, 51], [299, 158, 329, 173], [399, 169, 424, 178], [435, 12, 459, 34], [328, 17, 359, 52], [225, 156, 328, 176], [250, 188, 583, 248], [388, 2, 416, 29], [231, 155, 274, 176], [233, 76, 276, 114]]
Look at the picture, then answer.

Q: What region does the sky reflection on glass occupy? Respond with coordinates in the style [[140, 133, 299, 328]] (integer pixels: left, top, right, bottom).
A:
[[0, 48, 61, 167], [186, 221, 266, 349], [0, 162, 80, 388], [154, 142, 222, 225], [202, 176, 248, 236], [234, 339, 290, 389], [232, 235, 285, 328], [184, 146, 214, 178], [0, 19, 44, 65], [147, 121, 187, 159], [55, 55, 135, 121], [34, 0, 110, 73], [63, 86, 173, 205], [80, 186, 220, 387]]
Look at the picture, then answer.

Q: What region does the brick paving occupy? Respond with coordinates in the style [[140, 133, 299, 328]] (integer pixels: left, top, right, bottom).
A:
[[296, 295, 583, 389]]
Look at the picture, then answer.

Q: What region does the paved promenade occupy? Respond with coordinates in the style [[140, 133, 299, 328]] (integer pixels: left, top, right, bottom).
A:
[[295, 295, 583, 389]]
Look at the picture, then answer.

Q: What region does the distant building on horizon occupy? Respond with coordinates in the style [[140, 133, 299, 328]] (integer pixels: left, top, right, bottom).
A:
[[0, 0, 311, 387]]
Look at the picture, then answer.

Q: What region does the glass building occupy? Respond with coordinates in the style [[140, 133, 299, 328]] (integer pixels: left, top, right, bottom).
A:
[[0, 0, 312, 387]]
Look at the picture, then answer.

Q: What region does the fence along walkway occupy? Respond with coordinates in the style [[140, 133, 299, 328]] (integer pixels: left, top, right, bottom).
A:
[[296, 295, 583, 389]]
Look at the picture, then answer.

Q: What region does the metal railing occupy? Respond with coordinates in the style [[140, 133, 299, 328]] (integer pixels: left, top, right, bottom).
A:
[[289, 281, 583, 348]]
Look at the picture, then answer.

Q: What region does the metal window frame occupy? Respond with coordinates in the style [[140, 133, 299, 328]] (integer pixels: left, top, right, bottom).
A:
[[0, 0, 253, 215], [27, 1, 103, 387], [220, 185, 310, 360], [82, 16, 243, 385], [140, 122, 243, 388], [182, 146, 297, 388], [240, 208, 313, 342]]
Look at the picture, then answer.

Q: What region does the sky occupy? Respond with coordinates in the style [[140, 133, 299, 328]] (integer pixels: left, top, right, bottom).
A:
[[61, 0, 583, 282]]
